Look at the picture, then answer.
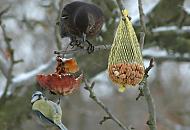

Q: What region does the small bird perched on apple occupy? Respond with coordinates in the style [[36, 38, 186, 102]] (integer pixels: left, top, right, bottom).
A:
[[59, 1, 104, 53]]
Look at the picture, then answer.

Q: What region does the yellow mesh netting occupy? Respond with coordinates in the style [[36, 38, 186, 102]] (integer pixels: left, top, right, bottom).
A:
[[108, 10, 144, 92]]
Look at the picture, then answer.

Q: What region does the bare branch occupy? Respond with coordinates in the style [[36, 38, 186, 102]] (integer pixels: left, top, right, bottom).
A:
[[54, 44, 111, 55], [136, 86, 144, 101], [55, 45, 190, 63], [145, 58, 154, 75], [0, 5, 11, 71], [136, 58, 154, 101], [115, 0, 125, 18], [54, 0, 64, 50], [0, 5, 11, 19], [0, 54, 9, 78], [177, 6, 187, 28], [141, 78, 156, 130], [0, 24, 14, 103], [99, 116, 111, 125], [138, 0, 146, 33], [138, 0, 157, 130], [139, 32, 145, 51], [84, 78, 131, 130], [143, 54, 190, 62]]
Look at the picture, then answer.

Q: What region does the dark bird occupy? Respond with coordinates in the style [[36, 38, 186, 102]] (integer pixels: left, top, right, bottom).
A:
[[59, 1, 104, 53]]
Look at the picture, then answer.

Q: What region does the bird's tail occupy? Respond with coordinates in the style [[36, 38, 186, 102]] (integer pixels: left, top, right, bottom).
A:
[[57, 122, 68, 130]]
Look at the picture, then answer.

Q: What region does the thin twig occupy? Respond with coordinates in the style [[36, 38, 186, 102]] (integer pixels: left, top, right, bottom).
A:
[[0, 6, 23, 103], [0, 53, 9, 78], [177, 1, 186, 28], [0, 4, 11, 20], [136, 86, 144, 101], [139, 32, 145, 51], [0, 24, 14, 103], [99, 116, 111, 125], [145, 58, 154, 75], [116, 0, 125, 11], [115, 0, 125, 18], [139, 73, 156, 130], [84, 78, 131, 130], [54, 45, 111, 55], [138, 0, 157, 130], [54, 46, 190, 62], [138, 0, 146, 33], [136, 58, 154, 101], [55, 0, 64, 50], [144, 54, 190, 62]]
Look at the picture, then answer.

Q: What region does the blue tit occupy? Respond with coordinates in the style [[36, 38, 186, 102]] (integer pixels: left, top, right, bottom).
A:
[[31, 91, 68, 130]]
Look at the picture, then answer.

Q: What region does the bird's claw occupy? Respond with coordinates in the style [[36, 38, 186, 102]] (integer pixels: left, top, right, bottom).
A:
[[87, 45, 94, 54], [69, 42, 75, 49], [76, 40, 84, 48], [69, 38, 94, 53], [86, 40, 94, 54]]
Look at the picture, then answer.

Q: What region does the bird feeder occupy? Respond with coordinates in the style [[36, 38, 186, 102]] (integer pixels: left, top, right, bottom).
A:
[[108, 10, 144, 92]]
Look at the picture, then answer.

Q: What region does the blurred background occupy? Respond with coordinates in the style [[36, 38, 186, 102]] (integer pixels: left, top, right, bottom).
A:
[[0, 0, 190, 130]]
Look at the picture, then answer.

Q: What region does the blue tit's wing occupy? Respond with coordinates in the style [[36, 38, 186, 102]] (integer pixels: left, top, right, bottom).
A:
[[32, 110, 55, 125], [32, 99, 56, 122], [32, 99, 63, 128]]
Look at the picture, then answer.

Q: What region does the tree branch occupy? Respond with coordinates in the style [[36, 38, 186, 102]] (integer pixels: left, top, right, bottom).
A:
[[55, 45, 190, 63], [0, 4, 11, 22], [54, 45, 111, 55], [143, 54, 190, 62], [84, 78, 132, 130], [138, 0, 157, 130], [54, 0, 64, 50], [0, 24, 15, 104], [0, 6, 11, 78], [139, 32, 145, 50], [115, 0, 125, 17], [0, 54, 9, 78], [138, 0, 146, 33]]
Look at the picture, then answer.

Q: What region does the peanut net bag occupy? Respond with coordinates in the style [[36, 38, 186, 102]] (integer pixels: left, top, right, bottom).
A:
[[108, 10, 144, 92]]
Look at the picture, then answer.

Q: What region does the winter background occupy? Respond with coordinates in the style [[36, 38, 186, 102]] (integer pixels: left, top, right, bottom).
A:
[[0, 0, 190, 130]]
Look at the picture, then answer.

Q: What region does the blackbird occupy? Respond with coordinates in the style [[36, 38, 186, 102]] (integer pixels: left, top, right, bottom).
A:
[[59, 1, 104, 53]]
